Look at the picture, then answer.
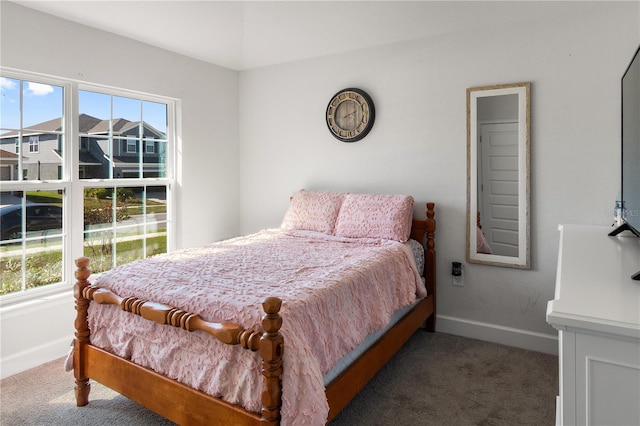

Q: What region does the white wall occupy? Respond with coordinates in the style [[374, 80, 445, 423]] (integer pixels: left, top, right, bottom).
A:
[[0, 2, 240, 378], [238, 2, 640, 353]]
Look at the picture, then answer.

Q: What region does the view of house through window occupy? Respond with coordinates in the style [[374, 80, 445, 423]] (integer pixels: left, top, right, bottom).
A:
[[78, 90, 168, 179], [0, 73, 173, 298]]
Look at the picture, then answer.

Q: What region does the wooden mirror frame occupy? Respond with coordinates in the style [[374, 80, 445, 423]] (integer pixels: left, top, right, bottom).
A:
[[466, 82, 530, 269]]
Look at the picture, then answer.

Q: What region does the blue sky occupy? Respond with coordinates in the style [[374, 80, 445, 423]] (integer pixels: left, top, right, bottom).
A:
[[0, 77, 167, 134]]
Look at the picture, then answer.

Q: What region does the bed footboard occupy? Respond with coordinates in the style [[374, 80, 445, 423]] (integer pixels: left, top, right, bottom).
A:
[[73, 257, 284, 425]]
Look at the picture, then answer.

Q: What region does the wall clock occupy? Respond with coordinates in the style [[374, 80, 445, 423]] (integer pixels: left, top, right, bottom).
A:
[[326, 88, 375, 142]]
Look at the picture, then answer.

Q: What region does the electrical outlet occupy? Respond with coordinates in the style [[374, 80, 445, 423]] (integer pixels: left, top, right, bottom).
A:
[[452, 274, 464, 287]]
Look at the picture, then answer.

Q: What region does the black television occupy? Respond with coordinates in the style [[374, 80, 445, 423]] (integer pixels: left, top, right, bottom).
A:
[[609, 44, 640, 280]]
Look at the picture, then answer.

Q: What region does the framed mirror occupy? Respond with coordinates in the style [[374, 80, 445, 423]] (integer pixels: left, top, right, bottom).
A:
[[467, 82, 530, 269]]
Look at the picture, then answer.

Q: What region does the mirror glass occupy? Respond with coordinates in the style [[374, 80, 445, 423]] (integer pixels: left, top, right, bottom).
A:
[[467, 83, 530, 269]]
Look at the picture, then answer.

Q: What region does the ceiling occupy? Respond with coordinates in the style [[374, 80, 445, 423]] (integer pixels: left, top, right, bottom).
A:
[[12, 1, 581, 71]]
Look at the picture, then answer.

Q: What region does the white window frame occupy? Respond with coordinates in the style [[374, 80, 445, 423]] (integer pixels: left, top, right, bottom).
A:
[[0, 67, 177, 305]]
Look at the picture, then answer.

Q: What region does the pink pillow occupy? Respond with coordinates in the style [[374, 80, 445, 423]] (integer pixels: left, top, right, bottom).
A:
[[281, 190, 345, 234], [334, 193, 414, 242]]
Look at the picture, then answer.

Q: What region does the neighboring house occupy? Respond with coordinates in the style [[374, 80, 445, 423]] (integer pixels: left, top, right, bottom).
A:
[[0, 113, 167, 180], [0, 149, 21, 180]]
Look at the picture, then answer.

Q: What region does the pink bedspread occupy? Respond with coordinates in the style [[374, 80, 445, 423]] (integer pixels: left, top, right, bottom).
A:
[[88, 228, 425, 425]]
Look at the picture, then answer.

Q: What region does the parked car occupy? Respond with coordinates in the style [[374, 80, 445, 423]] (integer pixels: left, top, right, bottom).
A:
[[0, 203, 63, 241]]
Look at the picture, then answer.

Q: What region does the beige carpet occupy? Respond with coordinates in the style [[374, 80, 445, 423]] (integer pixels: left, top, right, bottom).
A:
[[1, 332, 558, 425]]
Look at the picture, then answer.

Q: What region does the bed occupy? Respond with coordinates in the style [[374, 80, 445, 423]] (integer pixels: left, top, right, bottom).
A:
[[72, 190, 436, 425]]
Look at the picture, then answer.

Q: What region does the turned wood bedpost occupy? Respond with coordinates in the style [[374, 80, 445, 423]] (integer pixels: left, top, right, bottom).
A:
[[259, 297, 284, 425], [425, 202, 436, 332], [73, 257, 91, 406]]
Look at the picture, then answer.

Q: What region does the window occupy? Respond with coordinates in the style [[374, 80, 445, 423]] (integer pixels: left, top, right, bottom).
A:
[[0, 71, 175, 300], [145, 139, 155, 154], [127, 137, 137, 153], [28, 136, 39, 153]]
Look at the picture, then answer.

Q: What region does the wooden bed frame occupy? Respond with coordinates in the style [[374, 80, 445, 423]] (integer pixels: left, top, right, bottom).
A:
[[73, 202, 436, 425]]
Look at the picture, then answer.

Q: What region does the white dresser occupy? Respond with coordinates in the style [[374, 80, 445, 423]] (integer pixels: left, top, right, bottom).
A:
[[547, 225, 640, 426]]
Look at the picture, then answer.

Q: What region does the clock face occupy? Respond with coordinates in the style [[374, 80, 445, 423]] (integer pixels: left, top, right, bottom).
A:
[[326, 88, 375, 142]]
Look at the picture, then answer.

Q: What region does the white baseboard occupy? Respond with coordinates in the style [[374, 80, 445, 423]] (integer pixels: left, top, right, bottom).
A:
[[435, 314, 558, 355]]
